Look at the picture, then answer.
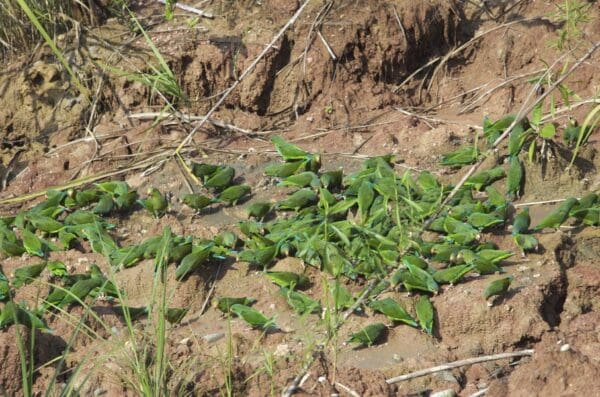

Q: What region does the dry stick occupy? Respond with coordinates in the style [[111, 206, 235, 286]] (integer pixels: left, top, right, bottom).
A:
[[392, 5, 408, 47], [157, 0, 213, 18], [393, 56, 441, 93], [386, 349, 534, 384], [302, 1, 333, 76], [514, 198, 568, 207], [394, 107, 482, 130], [127, 112, 270, 136], [317, 30, 337, 61], [425, 41, 600, 229], [174, 0, 311, 155], [458, 69, 545, 114], [335, 382, 360, 397], [199, 263, 222, 315], [540, 98, 600, 122], [469, 388, 489, 397], [425, 16, 544, 95]]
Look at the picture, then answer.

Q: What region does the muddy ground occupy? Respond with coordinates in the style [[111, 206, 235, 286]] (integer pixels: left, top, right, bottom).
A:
[[1, 0, 600, 396]]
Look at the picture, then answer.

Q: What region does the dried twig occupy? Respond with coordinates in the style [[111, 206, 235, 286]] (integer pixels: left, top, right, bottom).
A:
[[424, 17, 545, 96], [199, 263, 221, 315], [386, 350, 534, 384], [469, 388, 489, 397], [394, 107, 482, 130], [317, 30, 337, 61], [514, 198, 568, 207], [392, 5, 408, 47], [157, 0, 213, 18], [335, 382, 360, 397], [302, 1, 333, 76], [458, 69, 545, 114], [1, 149, 24, 191], [174, 0, 311, 154], [127, 112, 269, 136]]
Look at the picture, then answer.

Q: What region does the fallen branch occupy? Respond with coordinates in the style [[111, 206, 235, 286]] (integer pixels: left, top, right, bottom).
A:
[[386, 349, 534, 384]]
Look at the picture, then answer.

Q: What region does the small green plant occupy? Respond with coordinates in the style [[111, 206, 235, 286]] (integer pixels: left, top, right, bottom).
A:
[[105, 8, 185, 109], [569, 103, 600, 167], [548, 0, 592, 50]]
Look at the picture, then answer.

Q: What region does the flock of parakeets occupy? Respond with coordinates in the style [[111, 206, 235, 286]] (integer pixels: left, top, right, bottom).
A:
[[0, 129, 598, 347]]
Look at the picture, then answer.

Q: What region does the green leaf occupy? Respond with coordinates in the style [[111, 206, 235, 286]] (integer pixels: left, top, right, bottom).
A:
[[531, 102, 542, 127], [329, 198, 357, 216], [318, 188, 336, 211], [415, 295, 434, 335], [527, 139, 536, 164], [540, 123, 556, 139], [369, 298, 418, 327], [347, 323, 386, 347]]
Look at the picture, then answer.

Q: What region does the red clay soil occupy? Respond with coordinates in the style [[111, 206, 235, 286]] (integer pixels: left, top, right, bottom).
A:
[[1, 1, 600, 396]]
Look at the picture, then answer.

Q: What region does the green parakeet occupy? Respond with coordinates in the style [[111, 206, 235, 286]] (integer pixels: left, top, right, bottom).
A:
[[140, 188, 168, 218], [347, 323, 386, 347], [512, 207, 531, 235], [483, 276, 513, 300], [182, 193, 214, 211], [532, 197, 577, 231], [217, 185, 251, 205]]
